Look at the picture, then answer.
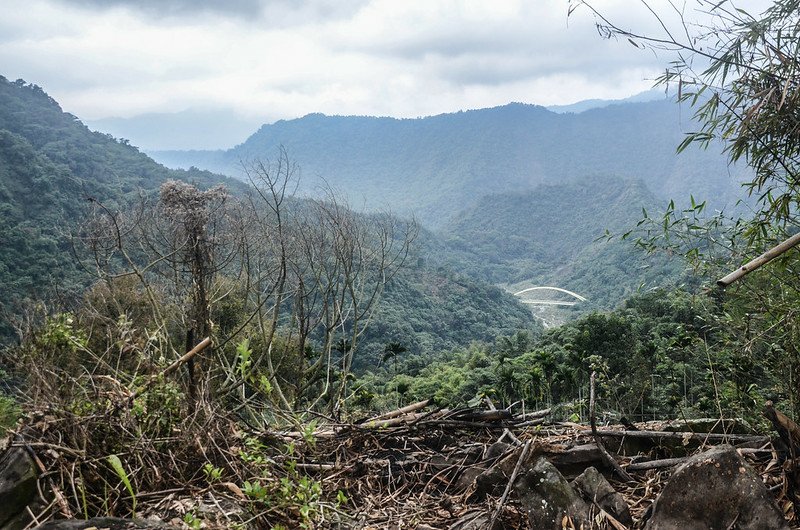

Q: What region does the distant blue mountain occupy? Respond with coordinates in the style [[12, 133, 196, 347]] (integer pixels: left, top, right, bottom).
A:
[[150, 98, 749, 228], [545, 89, 665, 113], [85, 108, 267, 151]]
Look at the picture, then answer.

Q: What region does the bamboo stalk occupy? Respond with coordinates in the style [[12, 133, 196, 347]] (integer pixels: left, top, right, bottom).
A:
[[487, 440, 532, 530], [717, 232, 800, 287]]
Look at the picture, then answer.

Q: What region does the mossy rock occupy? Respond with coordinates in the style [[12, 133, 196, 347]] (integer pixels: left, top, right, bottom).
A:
[[0, 447, 38, 528]]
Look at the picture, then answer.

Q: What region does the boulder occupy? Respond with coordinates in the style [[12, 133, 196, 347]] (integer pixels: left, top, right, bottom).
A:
[[473, 443, 605, 496], [484, 442, 512, 461], [571, 466, 632, 527], [645, 444, 789, 530], [515, 457, 589, 530], [0, 447, 38, 528]]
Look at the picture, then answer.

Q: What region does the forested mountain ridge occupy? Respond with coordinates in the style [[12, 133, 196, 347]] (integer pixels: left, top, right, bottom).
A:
[[151, 99, 750, 228], [0, 76, 537, 354], [0, 77, 244, 331]]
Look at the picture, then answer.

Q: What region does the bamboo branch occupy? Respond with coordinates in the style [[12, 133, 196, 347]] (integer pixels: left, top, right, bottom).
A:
[[486, 397, 521, 446], [588, 429, 768, 443], [362, 399, 432, 425]]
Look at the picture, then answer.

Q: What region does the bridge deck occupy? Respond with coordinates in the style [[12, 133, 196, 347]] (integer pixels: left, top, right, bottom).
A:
[[520, 300, 577, 306]]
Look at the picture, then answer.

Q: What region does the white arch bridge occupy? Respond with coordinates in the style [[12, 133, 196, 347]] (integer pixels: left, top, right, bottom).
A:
[[513, 286, 587, 307]]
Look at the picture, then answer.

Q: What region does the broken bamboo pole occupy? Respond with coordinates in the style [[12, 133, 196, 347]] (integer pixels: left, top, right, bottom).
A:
[[362, 399, 432, 426], [717, 232, 800, 287], [487, 439, 532, 530], [590, 371, 634, 482], [125, 336, 212, 405]]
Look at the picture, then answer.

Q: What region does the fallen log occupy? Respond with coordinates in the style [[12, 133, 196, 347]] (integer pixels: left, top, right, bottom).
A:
[[418, 419, 509, 430], [361, 399, 432, 425], [587, 429, 769, 444], [449, 409, 513, 422], [364, 412, 425, 429], [515, 418, 548, 428]]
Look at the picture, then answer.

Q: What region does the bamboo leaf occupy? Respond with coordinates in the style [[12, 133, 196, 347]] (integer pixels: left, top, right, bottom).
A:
[[108, 454, 136, 515]]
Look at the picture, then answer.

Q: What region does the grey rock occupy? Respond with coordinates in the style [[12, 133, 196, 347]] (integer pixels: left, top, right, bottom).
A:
[[455, 466, 484, 491], [572, 466, 633, 527], [645, 444, 789, 530], [484, 442, 511, 461], [0, 447, 38, 528], [455, 442, 511, 492], [515, 457, 589, 530]]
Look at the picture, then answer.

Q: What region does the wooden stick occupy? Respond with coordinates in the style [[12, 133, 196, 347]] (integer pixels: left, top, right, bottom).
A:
[[625, 457, 687, 471], [487, 440, 532, 530], [514, 408, 551, 420], [717, 232, 800, 287], [362, 399, 431, 425], [22, 443, 73, 518], [126, 337, 212, 404], [364, 412, 424, 429], [515, 418, 547, 428], [418, 419, 508, 429], [590, 372, 634, 483], [626, 449, 777, 472], [486, 397, 521, 446]]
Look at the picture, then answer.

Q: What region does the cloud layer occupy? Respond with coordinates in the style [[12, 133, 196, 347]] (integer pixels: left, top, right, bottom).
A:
[[1, 0, 707, 123]]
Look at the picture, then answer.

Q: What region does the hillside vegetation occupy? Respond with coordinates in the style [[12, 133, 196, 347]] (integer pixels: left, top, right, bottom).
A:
[[0, 77, 536, 360], [151, 99, 750, 228], [0, 77, 241, 336], [421, 177, 684, 314]]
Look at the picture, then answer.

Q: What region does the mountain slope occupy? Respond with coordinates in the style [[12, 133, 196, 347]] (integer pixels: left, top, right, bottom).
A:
[[0, 77, 537, 354], [434, 177, 686, 312], [0, 77, 244, 335], [151, 99, 749, 228]]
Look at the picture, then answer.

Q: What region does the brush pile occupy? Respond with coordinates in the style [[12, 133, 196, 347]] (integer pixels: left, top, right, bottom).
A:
[[2, 394, 799, 529]]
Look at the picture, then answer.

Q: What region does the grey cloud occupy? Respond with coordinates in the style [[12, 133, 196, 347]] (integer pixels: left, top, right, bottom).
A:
[[54, 0, 368, 24], [361, 25, 663, 89], [436, 55, 550, 86], [56, 0, 264, 17], [346, 25, 531, 60]]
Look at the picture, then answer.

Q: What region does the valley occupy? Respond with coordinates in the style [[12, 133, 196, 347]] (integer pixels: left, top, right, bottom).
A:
[[4, 1, 800, 528], [0, 54, 796, 528]]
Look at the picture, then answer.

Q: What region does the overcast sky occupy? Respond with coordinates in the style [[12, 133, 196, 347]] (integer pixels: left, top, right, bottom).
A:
[[0, 0, 760, 124]]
